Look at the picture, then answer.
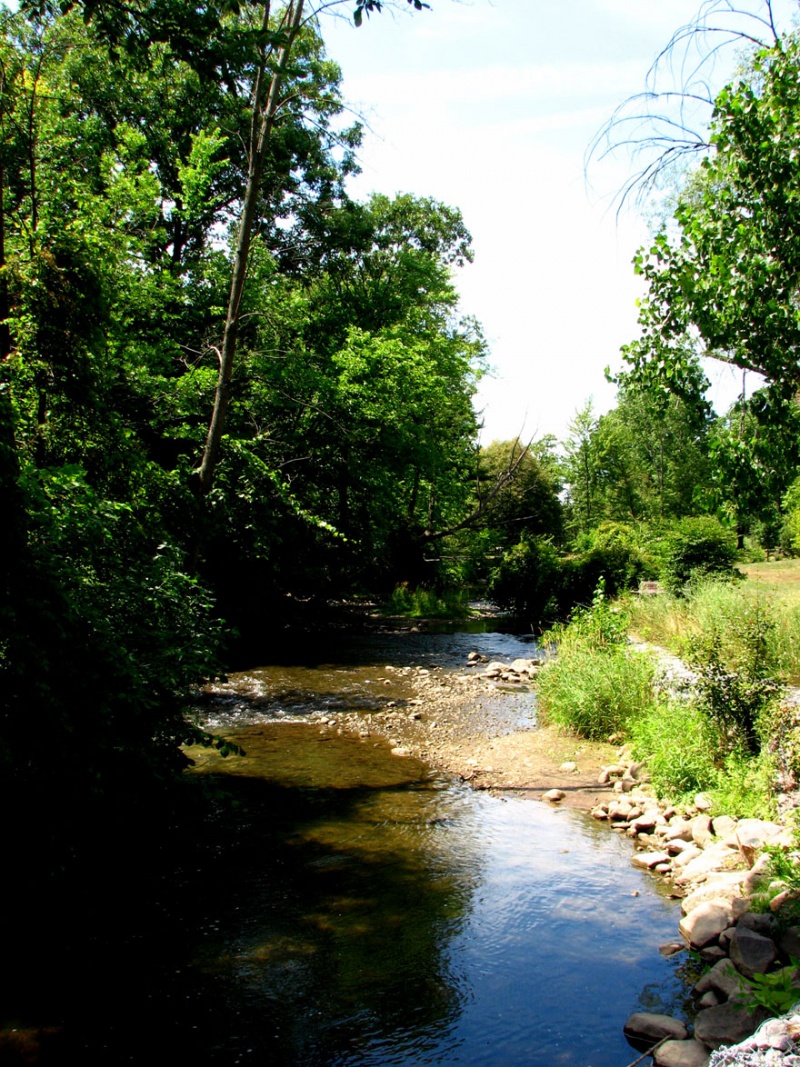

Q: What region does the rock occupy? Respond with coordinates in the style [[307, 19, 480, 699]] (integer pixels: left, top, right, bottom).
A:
[[736, 818, 785, 867], [559, 761, 577, 773], [391, 747, 411, 757], [590, 805, 609, 820], [609, 799, 635, 822], [665, 820, 695, 843], [543, 789, 565, 803], [696, 793, 713, 812], [624, 1013, 689, 1047], [673, 846, 704, 869], [742, 852, 773, 895], [697, 991, 721, 1009], [653, 1039, 711, 1067], [630, 812, 660, 834], [681, 872, 749, 916], [737, 912, 777, 938], [511, 658, 534, 675], [693, 999, 771, 1049], [712, 815, 738, 839], [679, 900, 735, 949], [673, 841, 743, 886], [659, 941, 686, 957], [694, 958, 745, 1001], [778, 925, 800, 958], [632, 851, 672, 870], [483, 661, 506, 678], [729, 926, 778, 979], [692, 814, 714, 848]]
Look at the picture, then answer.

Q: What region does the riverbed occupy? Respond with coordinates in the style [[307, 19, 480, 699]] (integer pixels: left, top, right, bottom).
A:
[[3, 625, 692, 1066], [178, 626, 691, 1066]]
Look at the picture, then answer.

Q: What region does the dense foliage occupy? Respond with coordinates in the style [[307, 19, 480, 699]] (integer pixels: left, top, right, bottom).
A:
[[0, 0, 492, 865]]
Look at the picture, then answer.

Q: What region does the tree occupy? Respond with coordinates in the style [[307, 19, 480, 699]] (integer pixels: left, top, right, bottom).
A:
[[562, 401, 600, 539], [620, 23, 800, 409]]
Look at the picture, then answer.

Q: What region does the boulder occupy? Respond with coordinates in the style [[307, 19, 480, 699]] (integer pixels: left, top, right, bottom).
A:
[[630, 812, 660, 834], [695, 793, 713, 812], [711, 815, 738, 839], [673, 846, 703, 869], [736, 818, 785, 867], [679, 900, 735, 949], [665, 820, 695, 843], [653, 1039, 710, 1067], [692, 815, 714, 848], [693, 999, 771, 1049], [673, 842, 743, 886], [681, 873, 749, 916], [778, 925, 800, 958], [624, 1013, 689, 1047], [729, 926, 778, 979], [511, 658, 534, 675], [694, 958, 744, 1001]]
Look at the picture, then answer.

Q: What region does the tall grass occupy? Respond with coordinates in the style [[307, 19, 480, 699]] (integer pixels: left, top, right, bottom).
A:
[[624, 579, 800, 685], [537, 590, 657, 741], [538, 578, 787, 818]]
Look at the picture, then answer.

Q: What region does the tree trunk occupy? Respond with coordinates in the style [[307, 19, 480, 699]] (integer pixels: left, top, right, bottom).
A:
[[196, 0, 305, 498]]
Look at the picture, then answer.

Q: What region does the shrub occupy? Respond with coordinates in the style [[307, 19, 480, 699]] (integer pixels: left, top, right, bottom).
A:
[[537, 644, 656, 740], [683, 584, 781, 754], [630, 699, 718, 799], [630, 698, 776, 815], [489, 533, 648, 627], [659, 516, 738, 594], [488, 535, 562, 623], [537, 590, 655, 740]]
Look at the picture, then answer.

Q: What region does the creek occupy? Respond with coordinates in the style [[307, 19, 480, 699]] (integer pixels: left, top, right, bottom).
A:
[[12, 626, 691, 1066]]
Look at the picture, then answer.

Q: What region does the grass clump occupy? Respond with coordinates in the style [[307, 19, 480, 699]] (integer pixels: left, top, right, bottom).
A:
[[387, 584, 470, 618], [537, 585, 657, 741]]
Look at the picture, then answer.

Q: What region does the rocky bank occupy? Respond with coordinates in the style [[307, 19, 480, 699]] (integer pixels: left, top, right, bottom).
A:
[[326, 644, 800, 1067]]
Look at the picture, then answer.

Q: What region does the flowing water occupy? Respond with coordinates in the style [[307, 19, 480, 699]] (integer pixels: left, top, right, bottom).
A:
[[10, 627, 691, 1066], [173, 626, 690, 1066]]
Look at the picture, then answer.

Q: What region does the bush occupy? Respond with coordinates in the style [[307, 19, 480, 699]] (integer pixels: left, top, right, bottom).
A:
[[537, 644, 656, 740], [489, 533, 648, 626], [537, 590, 656, 740], [682, 584, 781, 754], [659, 516, 738, 594], [488, 535, 562, 623], [630, 697, 776, 815], [630, 699, 718, 798]]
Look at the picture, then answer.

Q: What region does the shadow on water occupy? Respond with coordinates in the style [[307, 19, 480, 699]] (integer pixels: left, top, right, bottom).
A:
[[4, 645, 691, 1067]]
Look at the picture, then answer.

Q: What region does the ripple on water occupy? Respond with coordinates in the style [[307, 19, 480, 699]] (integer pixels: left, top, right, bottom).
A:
[[175, 723, 689, 1067]]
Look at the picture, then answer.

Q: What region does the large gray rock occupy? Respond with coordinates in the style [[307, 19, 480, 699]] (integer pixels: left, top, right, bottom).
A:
[[680, 901, 736, 949], [681, 873, 750, 916], [654, 1039, 710, 1067], [624, 1012, 690, 1046], [729, 926, 778, 979], [693, 999, 771, 1049], [694, 958, 745, 1001]]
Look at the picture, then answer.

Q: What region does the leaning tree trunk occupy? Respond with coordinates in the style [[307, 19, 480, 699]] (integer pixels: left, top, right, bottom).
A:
[[196, 0, 305, 498]]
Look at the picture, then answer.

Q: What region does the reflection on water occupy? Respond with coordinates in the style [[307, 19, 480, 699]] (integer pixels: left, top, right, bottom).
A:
[[14, 630, 689, 1066], [177, 727, 689, 1067]]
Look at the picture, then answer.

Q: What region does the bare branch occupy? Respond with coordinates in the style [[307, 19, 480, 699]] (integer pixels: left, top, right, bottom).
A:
[[587, 0, 795, 211]]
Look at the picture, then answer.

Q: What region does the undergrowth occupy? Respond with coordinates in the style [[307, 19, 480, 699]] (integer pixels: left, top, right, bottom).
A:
[[538, 579, 787, 819]]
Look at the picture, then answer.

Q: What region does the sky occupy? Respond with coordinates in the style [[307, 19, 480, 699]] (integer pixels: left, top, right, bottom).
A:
[[321, 0, 798, 445]]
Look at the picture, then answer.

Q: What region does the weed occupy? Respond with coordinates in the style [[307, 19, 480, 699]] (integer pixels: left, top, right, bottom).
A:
[[739, 962, 800, 1017]]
